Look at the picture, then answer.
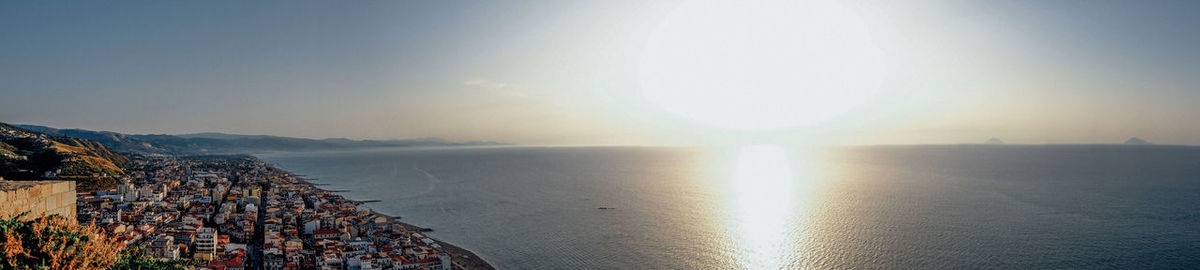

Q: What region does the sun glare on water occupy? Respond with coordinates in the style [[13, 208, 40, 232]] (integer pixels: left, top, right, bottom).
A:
[[721, 145, 825, 269], [729, 145, 795, 268], [640, 0, 884, 132], [641, 1, 875, 267]]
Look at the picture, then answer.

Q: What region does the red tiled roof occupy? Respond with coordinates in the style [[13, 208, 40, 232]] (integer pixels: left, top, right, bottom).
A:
[[418, 257, 440, 264]]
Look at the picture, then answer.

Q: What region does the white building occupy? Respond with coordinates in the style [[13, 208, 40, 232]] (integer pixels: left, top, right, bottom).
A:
[[195, 227, 218, 261], [118, 181, 138, 202]]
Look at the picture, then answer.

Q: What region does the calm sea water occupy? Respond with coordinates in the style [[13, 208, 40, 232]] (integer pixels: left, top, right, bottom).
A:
[[258, 145, 1200, 269]]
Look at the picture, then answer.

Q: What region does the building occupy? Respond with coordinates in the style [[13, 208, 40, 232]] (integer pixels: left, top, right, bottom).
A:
[[195, 227, 218, 261], [148, 235, 181, 260], [117, 180, 138, 202]]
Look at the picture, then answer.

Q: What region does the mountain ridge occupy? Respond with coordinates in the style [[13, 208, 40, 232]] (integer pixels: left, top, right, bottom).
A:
[[1, 123, 129, 191], [15, 124, 504, 155]]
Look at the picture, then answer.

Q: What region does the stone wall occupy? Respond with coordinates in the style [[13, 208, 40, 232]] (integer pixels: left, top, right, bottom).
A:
[[0, 180, 76, 219]]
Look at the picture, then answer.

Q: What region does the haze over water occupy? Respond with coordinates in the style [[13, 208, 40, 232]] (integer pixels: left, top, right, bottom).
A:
[[260, 145, 1200, 269], [7, 1, 1200, 269]]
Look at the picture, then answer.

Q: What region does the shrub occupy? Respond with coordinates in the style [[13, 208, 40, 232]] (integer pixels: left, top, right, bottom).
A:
[[0, 213, 125, 269]]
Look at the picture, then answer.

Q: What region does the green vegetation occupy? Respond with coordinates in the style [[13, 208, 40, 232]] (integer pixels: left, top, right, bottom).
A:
[[111, 248, 194, 270], [0, 123, 129, 191], [0, 142, 17, 159]]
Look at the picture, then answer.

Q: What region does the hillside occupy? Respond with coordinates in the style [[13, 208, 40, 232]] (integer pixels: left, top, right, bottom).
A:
[[0, 123, 129, 191], [17, 124, 503, 155]]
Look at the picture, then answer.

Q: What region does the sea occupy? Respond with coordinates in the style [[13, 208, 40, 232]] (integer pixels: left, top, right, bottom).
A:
[[257, 145, 1200, 269]]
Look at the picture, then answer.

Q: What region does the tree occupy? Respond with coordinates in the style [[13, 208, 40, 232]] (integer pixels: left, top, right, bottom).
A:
[[110, 248, 194, 270]]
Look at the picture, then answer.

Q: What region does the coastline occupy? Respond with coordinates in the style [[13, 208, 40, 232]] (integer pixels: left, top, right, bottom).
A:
[[278, 161, 498, 270]]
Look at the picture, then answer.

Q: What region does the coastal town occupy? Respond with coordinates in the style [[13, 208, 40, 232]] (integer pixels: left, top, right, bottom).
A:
[[71, 155, 494, 270]]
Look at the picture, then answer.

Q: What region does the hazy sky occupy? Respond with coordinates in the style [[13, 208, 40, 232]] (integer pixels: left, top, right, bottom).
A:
[[3, 1, 1200, 145]]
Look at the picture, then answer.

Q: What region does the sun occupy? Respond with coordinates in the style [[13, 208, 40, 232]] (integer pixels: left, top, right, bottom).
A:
[[639, 0, 885, 132]]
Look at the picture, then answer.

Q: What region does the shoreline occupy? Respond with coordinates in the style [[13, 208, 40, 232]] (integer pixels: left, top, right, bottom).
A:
[[281, 163, 498, 270]]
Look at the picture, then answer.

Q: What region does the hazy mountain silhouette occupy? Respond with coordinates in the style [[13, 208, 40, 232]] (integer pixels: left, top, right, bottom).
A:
[[985, 138, 1005, 145], [1124, 137, 1152, 145], [14, 123, 504, 155]]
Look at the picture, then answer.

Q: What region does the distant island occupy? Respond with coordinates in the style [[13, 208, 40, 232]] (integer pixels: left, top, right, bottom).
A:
[[15, 123, 504, 155], [1124, 137, 1152, 145], [985, 138, 1005, 145]]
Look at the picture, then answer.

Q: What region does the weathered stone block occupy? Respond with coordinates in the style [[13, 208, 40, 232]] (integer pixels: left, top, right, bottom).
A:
[[45, 196, 57, 213], [13, 189, 26, 201], [52, 182, 69, 193], [0, 181, 76, 220], [28, 185, 43, 197], [30, 202, 45, 214], [60, 193, 74, 207]]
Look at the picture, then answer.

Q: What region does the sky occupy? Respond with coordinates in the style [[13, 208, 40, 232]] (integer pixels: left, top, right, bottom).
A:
[[2, 1, 1200, 145]]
